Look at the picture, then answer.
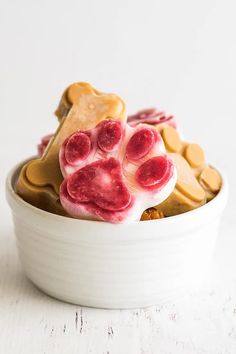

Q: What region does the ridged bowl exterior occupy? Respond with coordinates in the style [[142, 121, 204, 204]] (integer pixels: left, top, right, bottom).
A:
[[6, 161, 228, 309]]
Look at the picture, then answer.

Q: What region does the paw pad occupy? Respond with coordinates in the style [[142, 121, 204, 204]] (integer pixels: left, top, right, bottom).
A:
[[59, 119, 176, 223]]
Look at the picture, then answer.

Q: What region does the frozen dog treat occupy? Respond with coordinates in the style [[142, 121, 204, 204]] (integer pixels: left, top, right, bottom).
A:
[[161, 126, 209, 177], [15, 81, 222, 222], [128, 108, 176, 130], [160, 126, 221, 197], [54, 82, 79, 121], [16, 83, 126, 214], [141, 208, 164, 221], [161, 126, 205, 166], [60, 120, 177, 223], [156, 153, 206, 216], [199, 166, 222, 201], [55, 82, 108, 122], [184, 143, 205, 168], [16, 168, 67, 216], [199, 166, 221, 192], [161, 126, 182, 153], [152, 127, 221, 216]]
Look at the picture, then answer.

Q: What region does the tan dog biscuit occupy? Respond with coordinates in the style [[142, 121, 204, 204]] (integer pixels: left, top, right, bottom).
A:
[[141, 208, 164, 221], [161, 126, 182, 153], [139, 120, 220, 219], [199, 166, 222, 201], [184, 143, 205, 168], [156, 154, 206, 216], [138, 121, 221, 219], [54, 83, 76, 121], [55, 82, 101, 121], [199, 166, 221, 192], [16, 82, 126, 214], [161, 125, 221, 190], [161, 127, 205, 168], [17, 165, 67, 216]]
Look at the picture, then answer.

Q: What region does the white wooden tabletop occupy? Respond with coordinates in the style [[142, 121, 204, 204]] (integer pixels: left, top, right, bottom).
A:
[[1, 197, 236, 354]]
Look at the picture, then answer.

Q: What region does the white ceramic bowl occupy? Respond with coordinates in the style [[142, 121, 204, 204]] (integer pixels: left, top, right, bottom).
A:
[[6, 160, 228, 309]]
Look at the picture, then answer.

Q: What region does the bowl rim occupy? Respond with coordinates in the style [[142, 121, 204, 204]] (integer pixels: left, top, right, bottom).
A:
[[6, 157, 228, 227]]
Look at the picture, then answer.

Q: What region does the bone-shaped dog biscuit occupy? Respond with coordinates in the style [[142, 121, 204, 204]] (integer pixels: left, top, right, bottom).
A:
[[154, 126, 222, 216], [156, 153, 206, 216], [141, 208, 164, 221], [161, 126, 182, 153], [160, 126, 221, 200], [198, 166, 222, 201], [161, 126, 205, 167], [17, 165, 67, 216], [16, 82, 126, 214], [55, 82, 102, 121]]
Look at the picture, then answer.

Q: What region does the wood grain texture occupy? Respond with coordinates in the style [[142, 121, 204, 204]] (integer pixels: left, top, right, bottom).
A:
[[1, 212, 236, 354]]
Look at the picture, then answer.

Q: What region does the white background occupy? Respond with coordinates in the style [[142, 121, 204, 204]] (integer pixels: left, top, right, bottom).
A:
[[0, 0, 236, 353]]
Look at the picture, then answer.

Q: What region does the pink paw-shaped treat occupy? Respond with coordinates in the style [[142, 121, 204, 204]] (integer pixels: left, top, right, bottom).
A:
[[128, 108, 176, 129], [59, 119, 177, 223]]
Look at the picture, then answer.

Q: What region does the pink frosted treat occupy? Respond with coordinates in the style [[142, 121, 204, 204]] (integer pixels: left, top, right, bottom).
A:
[[128, 108, 176, 129], [37, 134, 54, 157], [59, 119, 177, 223]]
